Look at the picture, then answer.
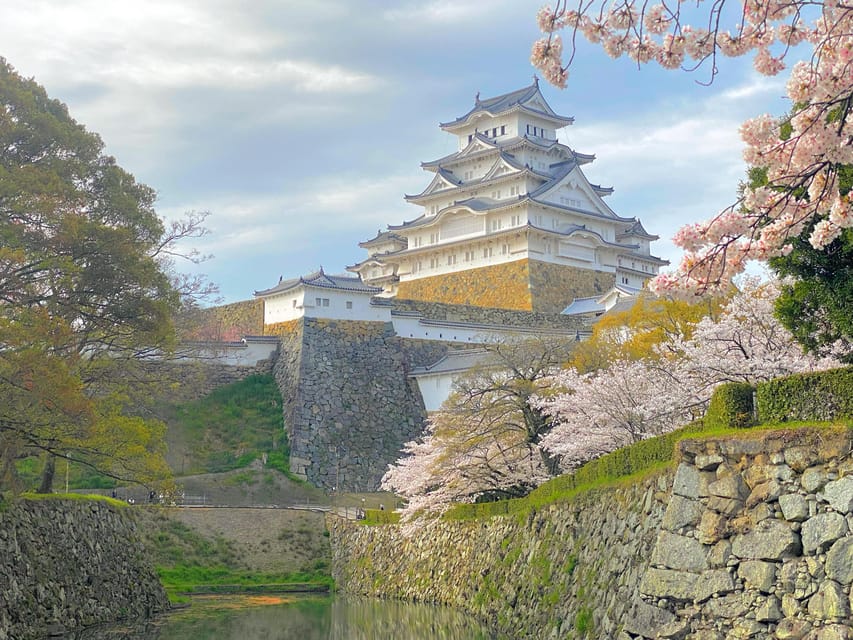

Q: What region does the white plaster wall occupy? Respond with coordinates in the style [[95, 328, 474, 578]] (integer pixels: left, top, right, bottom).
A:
[[263, 290, 305, 324], [413, 372, 457, 412], [263, 288, 392, 323], [302, 289, 392, 322], [177, 341, 278, 366]]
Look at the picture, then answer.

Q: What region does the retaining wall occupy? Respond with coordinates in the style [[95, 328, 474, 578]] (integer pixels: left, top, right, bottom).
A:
[[330, 428, 853, 639], [0, 498, 168, 640]]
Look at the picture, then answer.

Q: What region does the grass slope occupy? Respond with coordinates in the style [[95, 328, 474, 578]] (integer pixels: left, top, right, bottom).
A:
[[137, 507, 333, 602], [164, 374, 291, 477]]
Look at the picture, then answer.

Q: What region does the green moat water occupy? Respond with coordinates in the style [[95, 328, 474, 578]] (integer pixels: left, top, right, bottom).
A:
[[73, 595, 494, 639]]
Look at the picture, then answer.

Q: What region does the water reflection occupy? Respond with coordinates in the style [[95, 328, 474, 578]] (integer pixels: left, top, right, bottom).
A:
[[72, 595, 494, 640]]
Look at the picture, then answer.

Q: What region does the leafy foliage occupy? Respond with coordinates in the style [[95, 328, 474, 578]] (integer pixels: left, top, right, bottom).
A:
[[771, 227, 853, 362], [757, 367, 853, 423], [704, 382, 756, 430], [0, 58, 211, 494]]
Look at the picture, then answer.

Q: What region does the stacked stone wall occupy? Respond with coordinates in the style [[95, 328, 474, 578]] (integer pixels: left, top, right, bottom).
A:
[[179, 298, 264, 341], [0, 498, 168, 640], [137, 358, 276, 406], [273, 318, 450, 491], [393, 259, 616, 314], [529, 259, 615, 313], [330, 428, 853, 639], [389, 298, 588, 331], [395, 260, 533, 310]]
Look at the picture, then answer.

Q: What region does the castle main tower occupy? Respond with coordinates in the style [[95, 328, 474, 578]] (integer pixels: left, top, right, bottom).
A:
[[349, 80, 667, 313]]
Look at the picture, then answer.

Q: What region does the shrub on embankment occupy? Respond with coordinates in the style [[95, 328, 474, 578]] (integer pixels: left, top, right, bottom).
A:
[[0, 495, 168, 640]]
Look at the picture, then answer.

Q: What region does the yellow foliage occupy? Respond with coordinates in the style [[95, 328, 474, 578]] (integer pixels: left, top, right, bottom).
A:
[[572, 294, 722, 372]]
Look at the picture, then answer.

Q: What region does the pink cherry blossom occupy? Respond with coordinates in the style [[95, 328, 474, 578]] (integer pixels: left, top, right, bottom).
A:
[[532, 0, 852, 295]]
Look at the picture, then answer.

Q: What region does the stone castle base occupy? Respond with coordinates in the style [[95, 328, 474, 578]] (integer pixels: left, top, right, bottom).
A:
[[394, 259, 616, 314]]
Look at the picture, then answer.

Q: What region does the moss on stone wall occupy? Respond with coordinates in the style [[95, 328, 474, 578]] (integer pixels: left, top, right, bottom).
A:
[[394, 259, 616, 314]]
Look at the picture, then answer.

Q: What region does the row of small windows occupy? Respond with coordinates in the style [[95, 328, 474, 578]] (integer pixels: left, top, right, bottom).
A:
[[617, 258, 654, 273], [290, 297, 354, 310], [526, 124, 547, 137], [468, 125, 507, 143], [413, 244, 512, 272]]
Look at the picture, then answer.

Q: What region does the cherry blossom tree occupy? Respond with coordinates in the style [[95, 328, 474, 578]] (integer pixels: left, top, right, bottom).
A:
[[381, 337, 572, 520], [538, 277, 839, 470], [531, 0, 852, 296]]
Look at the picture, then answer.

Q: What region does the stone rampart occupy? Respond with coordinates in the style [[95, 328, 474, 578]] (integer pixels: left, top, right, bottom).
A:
[[330, 428, 853, 639], [273, 318, 450, 491], [389, 298, 588, 331], [0, 498, 168, 640], [393, 259, 616, 314]]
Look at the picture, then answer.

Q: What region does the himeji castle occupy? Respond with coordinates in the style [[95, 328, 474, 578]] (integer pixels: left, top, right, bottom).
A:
[[348, 80, 667, 313]]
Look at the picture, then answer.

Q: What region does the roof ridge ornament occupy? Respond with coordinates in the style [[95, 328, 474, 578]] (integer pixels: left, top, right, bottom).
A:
[[475, 91, 480, 105], [533, 74, 539, 87]]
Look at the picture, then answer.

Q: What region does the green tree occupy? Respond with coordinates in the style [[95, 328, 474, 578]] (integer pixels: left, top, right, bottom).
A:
[[771, 227, 853, 362], [0, 58, 195, 494]]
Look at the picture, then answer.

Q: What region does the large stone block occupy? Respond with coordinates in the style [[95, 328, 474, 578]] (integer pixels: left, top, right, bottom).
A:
[[640, 568, 734, 602], [663, 495, 704, 531], [825, 537, 853, 585], [822, 476, 853, 514], [801, 512, 848, 554], [708, 474, 749, 500], [651, 531, 709, 571], [731, 519, 801, 560], [673, 463, 702, 499], [779, 493, 809, 522], [739, 560, 777, 593], [807, 580, 849, 622], [775, 618, 812, 639]]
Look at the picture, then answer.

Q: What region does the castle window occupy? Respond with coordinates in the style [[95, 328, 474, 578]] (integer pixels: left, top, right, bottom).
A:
[[322, 298, 329, 307], [511, 215, 520, 226], [430, 257, 438, 269], [501, 125, 506, 135], [346, 301, 353, 309], [430, 233, 438, 244], [622, 277, 629, 285], [446, 254, 456, 266], [483, 247, 493, 258], [292, 299, 297, 308], [468, 134, 473, 143], [315, 297, 321, 307], [492, 128, 497, 137], [501, 243, 509, 255], [526, 124, 530, 134]]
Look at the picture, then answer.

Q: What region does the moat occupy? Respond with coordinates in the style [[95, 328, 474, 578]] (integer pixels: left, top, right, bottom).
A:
[[73, 595, 494, 640]]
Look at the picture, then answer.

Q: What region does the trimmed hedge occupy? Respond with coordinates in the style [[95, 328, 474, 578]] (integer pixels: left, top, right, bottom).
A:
[[705, 382, 755, 430], [757, 367, 853, 423]]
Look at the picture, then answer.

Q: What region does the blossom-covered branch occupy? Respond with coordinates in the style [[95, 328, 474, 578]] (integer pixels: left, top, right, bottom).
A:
[[532, 0, 852, 295]]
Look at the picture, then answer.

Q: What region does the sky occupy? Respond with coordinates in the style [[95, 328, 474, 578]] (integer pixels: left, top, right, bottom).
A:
[[0, 1, 797, 304]]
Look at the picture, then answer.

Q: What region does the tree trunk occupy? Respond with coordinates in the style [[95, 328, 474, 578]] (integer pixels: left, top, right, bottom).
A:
[[37, 454, 56, 493]]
